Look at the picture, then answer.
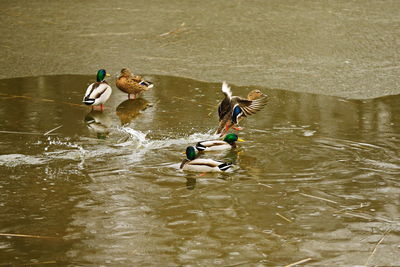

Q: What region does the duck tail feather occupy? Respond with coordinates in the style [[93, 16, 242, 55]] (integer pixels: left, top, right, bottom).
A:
[[218, 162, 233, 171], [195, 142, 206, 151], [139, 80, 154, 88], [83, 98, 95, 105], [222, 81, 232, 98]]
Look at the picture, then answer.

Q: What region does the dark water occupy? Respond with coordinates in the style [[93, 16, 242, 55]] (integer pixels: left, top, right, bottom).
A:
[[0, 75, 399, 266]]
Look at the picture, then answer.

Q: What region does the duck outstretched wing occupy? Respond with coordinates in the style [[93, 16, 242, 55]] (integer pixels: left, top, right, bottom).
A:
[[235, 96, 268, 117]]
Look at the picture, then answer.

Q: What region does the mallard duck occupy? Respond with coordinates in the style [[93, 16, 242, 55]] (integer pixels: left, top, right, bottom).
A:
[[195, 133, 244, 152], [83, 69, 112, 110], [116, 68, 153, 99], [180, 146, 233, 172], [216, 82, 268, 136]]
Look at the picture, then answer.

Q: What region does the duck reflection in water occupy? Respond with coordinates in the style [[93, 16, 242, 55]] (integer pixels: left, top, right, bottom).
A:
[[223, 148, 242, 164], [185, 178, 196, 190], [84, 110, 112, 139], [116, 98, 151, 125]]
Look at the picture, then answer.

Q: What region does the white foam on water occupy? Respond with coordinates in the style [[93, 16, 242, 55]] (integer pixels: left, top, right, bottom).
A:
[[0, 127, 218, 168], [110, 127, 219, 166], [117, 126, 148, 145], [0, 154, 49, 167], [362, 159, 400, 170], [44, 136, 87, 168], [303, 130, 316, 137], [115, 126, 217, 151]]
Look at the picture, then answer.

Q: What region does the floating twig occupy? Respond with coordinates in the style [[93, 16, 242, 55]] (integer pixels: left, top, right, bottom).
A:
[[342, 212, 398, 224], [0, 233, 58, 239], [41, 98, 55, 102], [44, 125, 63, 136], [336, 211, 400, 228], [159, 22, 187, 37], [299, 192, 338, 204], [365, 228, 392, 266], [336, 202, 370, 213], [276, 212, 292, 223], [283, 258, 312, 267], [343, 212, 372, 221], [0, 130, 56, 136], [258, 182, 272, 188]]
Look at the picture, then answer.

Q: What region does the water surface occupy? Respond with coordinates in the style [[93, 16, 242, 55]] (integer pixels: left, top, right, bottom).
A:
[[0, 75, 399, 266], [1, 1, 400, 98]]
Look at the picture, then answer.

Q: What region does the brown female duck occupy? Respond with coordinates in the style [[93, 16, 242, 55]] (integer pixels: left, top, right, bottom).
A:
[[116, 68, 153, 99]]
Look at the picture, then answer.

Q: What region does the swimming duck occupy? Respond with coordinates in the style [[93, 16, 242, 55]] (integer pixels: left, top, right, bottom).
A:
[[195, 133, 244, 152], [116, 68, 153, 99], [216, 82, 268, 136], [83, 69, 112, 110], [180, 146, 233, 172]]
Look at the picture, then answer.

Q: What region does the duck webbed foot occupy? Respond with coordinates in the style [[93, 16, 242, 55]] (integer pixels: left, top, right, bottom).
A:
[[232, 126, 243, 131]]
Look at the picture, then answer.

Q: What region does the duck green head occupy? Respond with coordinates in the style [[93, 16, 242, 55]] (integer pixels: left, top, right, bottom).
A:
[[223, 133, 245, 144], [186, 146, 197, 160], [96, 69, 109, 82]]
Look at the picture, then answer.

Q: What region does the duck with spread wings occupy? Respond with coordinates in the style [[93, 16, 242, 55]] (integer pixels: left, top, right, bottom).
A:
[[216, 82, 268, 136]]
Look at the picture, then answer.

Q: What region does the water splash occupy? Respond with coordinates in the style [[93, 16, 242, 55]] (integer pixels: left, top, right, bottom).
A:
[[114, 126, 148, 147], [0, 154, 49, 167], [44, 136, 86, 168], [115, 126, 217, 151]]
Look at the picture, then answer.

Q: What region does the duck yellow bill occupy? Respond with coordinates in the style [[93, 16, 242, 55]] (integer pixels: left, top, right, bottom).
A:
[[106, 73, 111, 77], [237, 138, 245, 142]]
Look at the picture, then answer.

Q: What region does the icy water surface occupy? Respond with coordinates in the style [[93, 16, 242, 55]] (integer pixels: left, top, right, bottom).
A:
[[0, 75, 399, 266]]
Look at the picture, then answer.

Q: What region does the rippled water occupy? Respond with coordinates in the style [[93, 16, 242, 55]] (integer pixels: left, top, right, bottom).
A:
[[0, 75, 399, 266]]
